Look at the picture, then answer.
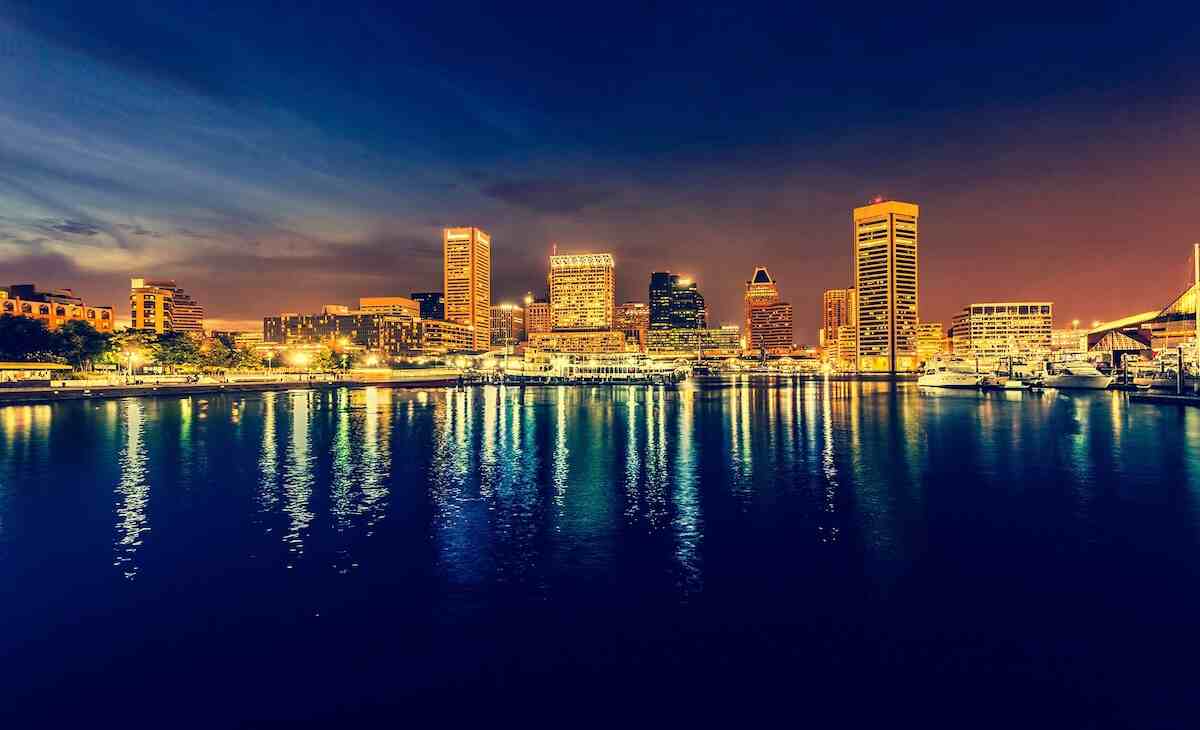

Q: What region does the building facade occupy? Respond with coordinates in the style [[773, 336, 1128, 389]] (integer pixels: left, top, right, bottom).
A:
[[821, 288, 851, 349], [744, 267, 792, 353], [419, 319, 475, 354], [646, 326, 740, 355], [410, 291, 445, 321], [528, 330, 626, 354], [130, 278, 204, 334], [549, 253, 614, 331], [1051, 328, 1088, 354], [263, 311, 420, 356], [949, 302, 1053, 360], [443, 227, 491, 351], [1, 285, 114, 332], [916, 322, 949, 364], [748, 302, 794, 354], [358, 296, 420, 319], [853, 200, 919, 373], [616, 301, 650, 348], [490, 303, 526, 346], [648, 272, 707, 331], [526, 298, 551, 335]]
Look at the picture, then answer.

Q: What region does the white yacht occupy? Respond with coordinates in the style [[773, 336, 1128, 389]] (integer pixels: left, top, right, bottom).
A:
[[1042, 361, 1113, 390], [918, 361, 983, 389]]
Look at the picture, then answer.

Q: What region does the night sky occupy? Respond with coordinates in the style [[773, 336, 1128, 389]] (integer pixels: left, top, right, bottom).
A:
[[2, 2, 1198, 338]]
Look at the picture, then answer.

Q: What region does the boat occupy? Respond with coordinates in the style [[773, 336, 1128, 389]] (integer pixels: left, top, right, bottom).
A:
[[1041, 361, 1113, 390], [918, 361, 983, 389]]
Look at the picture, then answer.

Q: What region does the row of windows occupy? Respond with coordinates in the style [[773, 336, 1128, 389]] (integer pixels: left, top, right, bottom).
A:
[[4, 301, 110, 319]]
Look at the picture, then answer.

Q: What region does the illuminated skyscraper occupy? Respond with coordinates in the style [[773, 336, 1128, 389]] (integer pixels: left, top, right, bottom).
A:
[[443, 227, 491, 351], [549, 253, 614, 330], [649, 272, 706, 330], [821, 288, 851, 349], [744, 267, 792, 353], [853, 200, 919, 373]]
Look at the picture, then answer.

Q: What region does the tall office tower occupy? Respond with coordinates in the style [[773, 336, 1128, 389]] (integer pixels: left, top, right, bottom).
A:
[[744, 267, 793, 353], [821, 288, 851, 349], [130, 278, 204, 334], [549, 253, 614, 330], [526, 297, 551, 334], [410, 291, 445, 320], [670, 278, 706, 329], [490, 303, 526, 346], [650, 272, 706, 330], [616, 301, 650, 348], [853, 200, 919, 373], [443, 227, 491, 351], [648, 272, 675, 330]]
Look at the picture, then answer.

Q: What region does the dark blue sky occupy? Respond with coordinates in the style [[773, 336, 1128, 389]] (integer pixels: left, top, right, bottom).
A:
[[2, 1, 1198, 335]]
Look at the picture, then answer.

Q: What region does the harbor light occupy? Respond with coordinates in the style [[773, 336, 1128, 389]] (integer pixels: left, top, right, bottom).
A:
[[288, 351, 310, 368]]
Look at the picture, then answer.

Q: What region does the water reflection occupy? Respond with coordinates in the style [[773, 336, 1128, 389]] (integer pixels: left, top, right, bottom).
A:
[[281, 391, 315, 556], [114, 399, 149, 579]]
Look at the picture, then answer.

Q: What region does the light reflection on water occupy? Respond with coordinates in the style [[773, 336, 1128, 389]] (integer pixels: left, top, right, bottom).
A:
[[0, 382, 1197, 598]]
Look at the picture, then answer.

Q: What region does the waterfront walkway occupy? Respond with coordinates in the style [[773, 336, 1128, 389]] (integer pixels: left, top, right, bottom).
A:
[[0, 372, 459, 405]]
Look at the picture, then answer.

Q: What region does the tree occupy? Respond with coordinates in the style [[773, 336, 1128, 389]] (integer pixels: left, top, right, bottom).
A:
[[54, 320, 112, 370], [152, 332, 201, 372], [0, 314, 57, 362]]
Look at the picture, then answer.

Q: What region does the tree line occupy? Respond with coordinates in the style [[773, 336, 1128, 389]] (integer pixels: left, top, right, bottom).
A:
[[0, 314, 264, 371]]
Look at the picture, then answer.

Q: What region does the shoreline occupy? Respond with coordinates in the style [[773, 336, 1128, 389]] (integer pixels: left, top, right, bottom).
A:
[[0, 377, 460, 406]]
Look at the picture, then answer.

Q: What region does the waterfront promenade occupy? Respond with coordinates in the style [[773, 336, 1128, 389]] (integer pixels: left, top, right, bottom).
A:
[[0, 369, 460, 405]]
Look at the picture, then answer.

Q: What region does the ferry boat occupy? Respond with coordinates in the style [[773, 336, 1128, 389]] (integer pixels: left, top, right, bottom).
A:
[[918, 360, 983, 389], [1041, 361, 1113, 390]]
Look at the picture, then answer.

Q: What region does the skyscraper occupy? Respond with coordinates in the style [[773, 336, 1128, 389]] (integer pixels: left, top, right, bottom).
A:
[[443, 227, 491, 351], [130, 278, 204, 334], [648, 272, 674, 330], [648, 272, 706, 330], [853, 200, 919, 373], [821, 288, 851, 349], [670, 278, 706, 329], [549, 253, 614, 330], [744, 267, 792, 353]]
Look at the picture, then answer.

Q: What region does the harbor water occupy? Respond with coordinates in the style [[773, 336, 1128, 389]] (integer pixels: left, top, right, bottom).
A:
[[1, 380, 1198, 726]]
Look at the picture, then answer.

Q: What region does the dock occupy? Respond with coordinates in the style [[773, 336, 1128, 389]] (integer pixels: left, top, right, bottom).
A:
[[1128, 392, 1200, 407]]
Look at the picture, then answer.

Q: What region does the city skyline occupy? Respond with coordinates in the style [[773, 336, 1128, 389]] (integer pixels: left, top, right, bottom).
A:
[[1, 5, 1197, 338]]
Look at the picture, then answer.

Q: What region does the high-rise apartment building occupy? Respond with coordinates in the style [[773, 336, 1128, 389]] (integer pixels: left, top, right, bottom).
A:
[[549, 253, 614, 330], [949, 302, 1053, 360], [130, 278, 204, 334], [490, 303, 526, 346], [443, 227, 491, 351], [744, 267, 792, 353], [853, 200, 919, 373], [821, 288, 851, 349], [410, 291, 445, 321], [616, 301, 650, 348]]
